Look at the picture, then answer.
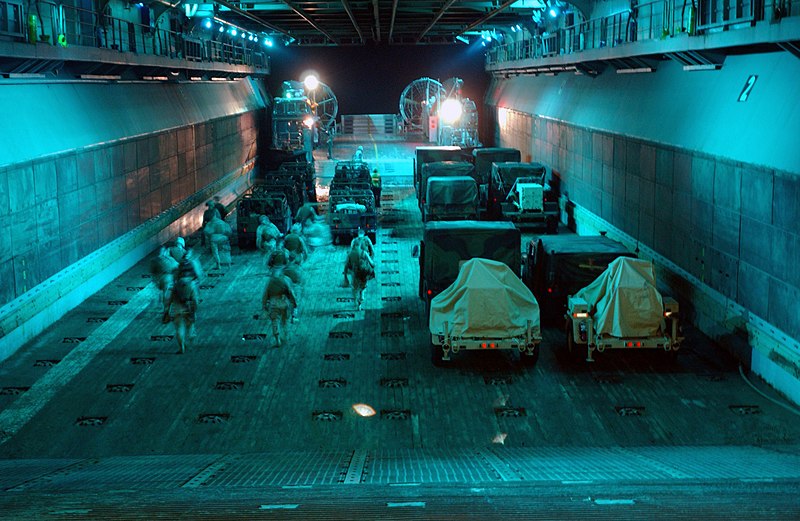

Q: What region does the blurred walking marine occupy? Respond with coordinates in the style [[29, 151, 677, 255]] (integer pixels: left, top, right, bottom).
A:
[[343, 245, 375, 311], [350, 227, 374, 257], [168, 237, 187, 263], [267, 239, 291, 270], [352, 145, 364, 162], [262, 266, 298, 347], [283, 223, 308, 264], [256, 215, 281, 255], [203, 214, 233, 270], [150, 247, 179, 322], [295, 202, 318, 228], [213, 195, 227, 220], [201, 201, 220, 246], [168, 251, 203, 354]]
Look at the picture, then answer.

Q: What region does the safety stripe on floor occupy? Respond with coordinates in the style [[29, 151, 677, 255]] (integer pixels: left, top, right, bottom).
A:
[[0, 286, 155, 444]]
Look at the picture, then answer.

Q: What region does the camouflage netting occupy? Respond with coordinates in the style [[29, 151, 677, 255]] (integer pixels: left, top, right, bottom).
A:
[[576, 257, 665, 338], [429, 258, 540, 339]]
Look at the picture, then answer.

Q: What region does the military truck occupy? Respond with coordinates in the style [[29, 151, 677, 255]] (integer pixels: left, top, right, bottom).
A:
[[236, 188, 292, 248], [488, 162, 559, 232], [429, 258, 541, 366], [422, 176, 479, 223], [418, 161, 476, 211], [328, 188, 377, 244], [413, 146, 462, 199], [524, 234, 635, 325], [418, 221, 520, 317], [472, 147, 521, 203], [566, 257, 682, 362]]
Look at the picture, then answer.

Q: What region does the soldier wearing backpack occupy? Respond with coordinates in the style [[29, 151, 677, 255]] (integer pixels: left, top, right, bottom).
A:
[[343, 245, 374, 311], [262, 266, 298, 347], [167, 251, 202, 354]]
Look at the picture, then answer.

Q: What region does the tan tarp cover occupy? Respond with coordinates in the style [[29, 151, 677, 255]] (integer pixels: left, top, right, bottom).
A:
[[575, 257, 664, 338], [430, 258, 540, 339]]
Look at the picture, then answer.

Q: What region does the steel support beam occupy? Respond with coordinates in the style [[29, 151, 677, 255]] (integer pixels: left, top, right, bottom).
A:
[[341, 0, 364, 43], [388, 0, 399, 42], [457, 0, 518, 36], [277, 0, 339, 44], [415, 0, 458, 43], [372, 0, 381, 42], [214, 0, 291, 37]]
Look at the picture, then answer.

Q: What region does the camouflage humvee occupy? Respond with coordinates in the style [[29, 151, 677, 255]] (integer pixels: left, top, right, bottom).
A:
[[418, 161, 476, 211], [413, 146, 463, 199]]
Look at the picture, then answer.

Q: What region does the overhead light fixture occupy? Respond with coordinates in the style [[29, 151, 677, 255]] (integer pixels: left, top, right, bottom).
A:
[[218, 26, 224, 33], [455, 35, 469, 44]]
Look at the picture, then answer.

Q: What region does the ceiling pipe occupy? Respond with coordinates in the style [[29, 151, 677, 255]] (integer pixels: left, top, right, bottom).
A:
[[457, 0, 519, 36], [340, 0, 364, 43], [415, 0, 458, 43]]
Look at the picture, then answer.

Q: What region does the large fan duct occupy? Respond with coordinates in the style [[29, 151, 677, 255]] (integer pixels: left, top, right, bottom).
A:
[[398, 77, 444, 134]]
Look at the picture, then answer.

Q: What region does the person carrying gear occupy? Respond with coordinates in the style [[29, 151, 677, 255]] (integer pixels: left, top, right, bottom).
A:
[[150, 246, 179, 323], [201, 201, 219, 246], [168, 251, 202, 354], [352, 145, 364, 163], [169, 237, 187, 263], [203, 214, 233, 270], [343, 245, 375, 311], [267, 238, 291, 270], [350, 227, 374, 257], [262, 266, 298, 347], [256, 215, 281, 256], [295, 202, 318, 228], [213, 195, 227, 221], [283, 223, 308, 265]]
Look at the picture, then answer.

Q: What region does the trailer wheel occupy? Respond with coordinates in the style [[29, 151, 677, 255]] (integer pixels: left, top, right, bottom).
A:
[[431, 343, 444, 367], [520, 345, 539, 367]]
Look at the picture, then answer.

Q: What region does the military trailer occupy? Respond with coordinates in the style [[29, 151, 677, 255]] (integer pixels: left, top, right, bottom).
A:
[[418, 161, 476, 211], [418, 221, 520, 317], [422, 176, 479, 223], [278, 162, 317, 204], [236, 188, 292, 248], [472, 147, 521, 202], [566, 257, 682, 362], [413, 146, 462, 198], [429, 258, 541, 366], [328, 188, 377, 244], [331, 160, 372, 191], [261, 173, 303, 215], [488, 162, 559, 232], [524, 234, 636, 325]]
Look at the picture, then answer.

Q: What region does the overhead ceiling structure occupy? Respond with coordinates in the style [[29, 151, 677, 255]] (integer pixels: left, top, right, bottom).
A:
[[190, 0, 550, 46]]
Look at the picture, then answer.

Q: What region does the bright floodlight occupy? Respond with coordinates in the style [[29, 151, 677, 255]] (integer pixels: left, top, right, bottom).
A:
[[440, 98, 463, 124], [203, 19, 212, 29], [303, 116, 315, 129], [304, 75, 319, 91], [549, 7, 558, 17]]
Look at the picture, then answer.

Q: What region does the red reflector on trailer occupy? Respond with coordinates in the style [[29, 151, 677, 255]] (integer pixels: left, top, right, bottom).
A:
[[627, 341, 633, 347], [427, 290, 432, 296], [636, 341, 642, 347], [489, 343, 496, 349], [547, 288, 553, 293], [481, 343, 487, 349]]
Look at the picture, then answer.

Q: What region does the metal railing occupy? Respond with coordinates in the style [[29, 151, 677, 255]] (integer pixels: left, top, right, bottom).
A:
[[0, 0, 268, 71], [487, 0, 796, 66]]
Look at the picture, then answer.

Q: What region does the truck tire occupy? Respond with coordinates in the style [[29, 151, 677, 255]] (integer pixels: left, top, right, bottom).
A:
[[546, 216, 558, 234]]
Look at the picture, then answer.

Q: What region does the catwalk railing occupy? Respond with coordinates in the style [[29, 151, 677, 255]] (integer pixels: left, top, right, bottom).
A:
[[0, 0, 269, 71], [487, 0, 798, 66]]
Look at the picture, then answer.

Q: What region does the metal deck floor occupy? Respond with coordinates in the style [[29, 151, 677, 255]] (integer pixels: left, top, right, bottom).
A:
[[0, 142, 798, 518]]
